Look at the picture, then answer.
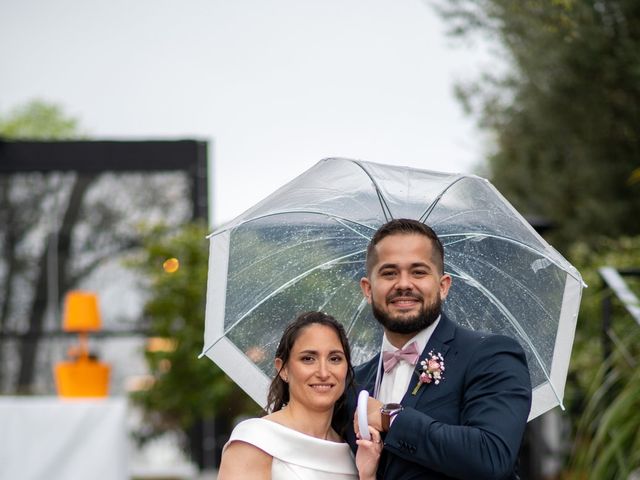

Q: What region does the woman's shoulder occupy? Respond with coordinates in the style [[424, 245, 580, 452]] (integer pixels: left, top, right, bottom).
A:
[[227, 418, 274, 445], [219, 423, 272, 479], [231, 417, 270, 432]]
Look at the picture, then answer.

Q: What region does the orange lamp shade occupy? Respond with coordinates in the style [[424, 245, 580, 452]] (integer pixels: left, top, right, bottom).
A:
[[63, 291, 101, 332]]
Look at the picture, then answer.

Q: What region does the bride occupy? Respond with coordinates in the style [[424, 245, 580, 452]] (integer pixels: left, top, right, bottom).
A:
[[218, 311, 381, 479]]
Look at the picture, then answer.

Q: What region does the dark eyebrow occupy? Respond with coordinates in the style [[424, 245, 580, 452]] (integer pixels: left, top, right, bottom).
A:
[[378, 263, 398, 271], [378, 262, 432, 271], [298, 349, 345, 355], [412, 262, 432, 270]]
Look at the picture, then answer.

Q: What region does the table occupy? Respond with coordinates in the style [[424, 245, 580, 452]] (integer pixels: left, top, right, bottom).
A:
[[0, 396, 128, 480]]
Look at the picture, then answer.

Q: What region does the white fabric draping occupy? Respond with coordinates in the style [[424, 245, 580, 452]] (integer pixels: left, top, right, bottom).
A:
[[0, 396, 128, 480]]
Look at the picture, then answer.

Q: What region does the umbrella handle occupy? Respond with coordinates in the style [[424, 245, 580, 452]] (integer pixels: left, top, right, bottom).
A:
[[357, 390, 371, 440]]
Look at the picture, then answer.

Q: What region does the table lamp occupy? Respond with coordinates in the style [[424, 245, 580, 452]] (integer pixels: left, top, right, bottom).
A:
[[54, 290, 111, 397]]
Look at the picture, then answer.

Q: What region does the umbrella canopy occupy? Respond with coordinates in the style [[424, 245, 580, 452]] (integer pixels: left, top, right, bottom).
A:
[[200, 158, 584, 420]]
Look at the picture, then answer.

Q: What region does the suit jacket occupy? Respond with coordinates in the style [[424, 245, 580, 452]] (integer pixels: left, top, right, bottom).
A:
[[346, 314, 532, 480]]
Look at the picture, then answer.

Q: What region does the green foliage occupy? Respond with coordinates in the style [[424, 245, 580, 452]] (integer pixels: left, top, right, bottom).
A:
[[128, 222, 258, 437], [567, 237, 640, 397], [433, 2, 640, 468], [563, 236, 640, 478], [0, 99, 81, 139], [436, 0, 640, 250], [566, 333, 640, 479]]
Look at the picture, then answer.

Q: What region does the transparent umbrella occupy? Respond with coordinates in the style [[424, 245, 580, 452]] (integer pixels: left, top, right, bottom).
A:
[[200, 158, 584, 420]]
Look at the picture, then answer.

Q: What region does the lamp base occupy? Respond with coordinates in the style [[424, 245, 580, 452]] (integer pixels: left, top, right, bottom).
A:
[[54, 357, 110, 398]]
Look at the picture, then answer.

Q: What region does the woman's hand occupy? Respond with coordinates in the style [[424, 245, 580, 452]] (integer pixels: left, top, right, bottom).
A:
[[355, 426, 383, 480]]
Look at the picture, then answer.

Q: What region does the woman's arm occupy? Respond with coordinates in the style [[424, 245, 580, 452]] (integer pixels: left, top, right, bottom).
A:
[[217, 441, 272, 480]]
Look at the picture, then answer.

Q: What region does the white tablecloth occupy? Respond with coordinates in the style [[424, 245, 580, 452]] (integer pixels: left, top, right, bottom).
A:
[[0, 396, 128, 480]]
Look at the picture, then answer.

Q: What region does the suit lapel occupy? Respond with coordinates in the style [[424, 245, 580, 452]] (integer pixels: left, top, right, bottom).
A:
[[401, 315, 456, 408], [356, 353, 380, 394]]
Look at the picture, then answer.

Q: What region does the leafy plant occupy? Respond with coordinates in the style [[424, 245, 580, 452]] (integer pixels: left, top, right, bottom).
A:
[[563, 236, 640, 478], [566, 330, 640, 479], [128, 222, 259, 442]]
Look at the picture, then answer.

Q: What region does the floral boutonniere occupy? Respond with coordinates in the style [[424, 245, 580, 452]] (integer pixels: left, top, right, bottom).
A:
[[411, 351, 445, 395]]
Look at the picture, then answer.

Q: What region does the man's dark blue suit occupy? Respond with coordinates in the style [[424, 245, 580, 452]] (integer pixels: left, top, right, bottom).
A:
[[346, 314, 532, 480]]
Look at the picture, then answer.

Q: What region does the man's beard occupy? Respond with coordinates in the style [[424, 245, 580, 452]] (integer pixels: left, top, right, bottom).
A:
[[371, 291, 442, 334]]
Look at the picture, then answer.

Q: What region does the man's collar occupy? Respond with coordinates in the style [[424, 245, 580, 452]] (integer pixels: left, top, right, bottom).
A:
[[382, 315, 441, 354]]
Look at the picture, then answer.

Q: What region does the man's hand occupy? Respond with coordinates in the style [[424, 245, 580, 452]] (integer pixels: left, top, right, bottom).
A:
[[354, 397, 384, 435]]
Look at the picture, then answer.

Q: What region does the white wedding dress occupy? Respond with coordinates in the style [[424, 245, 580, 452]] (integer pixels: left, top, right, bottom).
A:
[[224, 418, 359, 479]]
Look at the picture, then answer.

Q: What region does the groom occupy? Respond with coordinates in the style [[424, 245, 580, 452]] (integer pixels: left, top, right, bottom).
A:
[[347, 219, 532, 479]]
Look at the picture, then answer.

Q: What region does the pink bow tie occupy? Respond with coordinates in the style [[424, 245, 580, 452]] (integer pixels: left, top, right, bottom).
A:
[[382, 341, 420, 373]]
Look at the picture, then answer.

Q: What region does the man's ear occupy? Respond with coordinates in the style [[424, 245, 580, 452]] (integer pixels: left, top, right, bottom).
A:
[[360, 277, 372, 304], [439, 273, 452, 300]]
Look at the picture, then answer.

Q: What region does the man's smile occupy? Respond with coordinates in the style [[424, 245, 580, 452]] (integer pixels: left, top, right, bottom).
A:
[[388, 292, 423, 309]]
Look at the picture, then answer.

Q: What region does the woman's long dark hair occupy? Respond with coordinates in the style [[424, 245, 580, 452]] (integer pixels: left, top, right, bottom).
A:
[[266, 311, 355, 436]]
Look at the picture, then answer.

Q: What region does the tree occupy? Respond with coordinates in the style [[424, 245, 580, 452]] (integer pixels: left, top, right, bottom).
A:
[[565, 236, 640, 478], [433, 2, 640, 476], [127, 222, 258, 465], [0, 100, 81, 139], [435, 0, 640, 250]]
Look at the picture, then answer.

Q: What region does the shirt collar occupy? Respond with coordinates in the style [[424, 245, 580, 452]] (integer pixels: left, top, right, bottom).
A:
[[381, 315, 441, 356]]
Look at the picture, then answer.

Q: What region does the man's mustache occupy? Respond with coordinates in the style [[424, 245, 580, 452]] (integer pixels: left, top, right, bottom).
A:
[[386, 290, 424, 303]]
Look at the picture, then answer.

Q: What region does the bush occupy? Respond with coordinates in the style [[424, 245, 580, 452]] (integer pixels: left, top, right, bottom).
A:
[[564, 236, 640, 478], [128, 222, 259, 449]]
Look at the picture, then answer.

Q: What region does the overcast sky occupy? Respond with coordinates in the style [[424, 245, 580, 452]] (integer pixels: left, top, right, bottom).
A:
[[0, 0, 496, 227]]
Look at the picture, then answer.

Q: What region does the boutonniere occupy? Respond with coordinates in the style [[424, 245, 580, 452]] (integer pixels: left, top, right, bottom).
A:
[[411, 351, 445, 395]]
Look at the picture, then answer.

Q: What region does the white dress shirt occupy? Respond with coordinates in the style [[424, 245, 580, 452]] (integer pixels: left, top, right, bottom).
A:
[[377, 316, 440, 405]]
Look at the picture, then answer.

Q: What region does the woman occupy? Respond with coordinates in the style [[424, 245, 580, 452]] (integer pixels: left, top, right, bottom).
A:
[[218, 311, 381, 479]]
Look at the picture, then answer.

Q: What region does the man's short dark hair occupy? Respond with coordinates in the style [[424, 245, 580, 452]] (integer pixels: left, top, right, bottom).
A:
[[365, 219, 444, 276]]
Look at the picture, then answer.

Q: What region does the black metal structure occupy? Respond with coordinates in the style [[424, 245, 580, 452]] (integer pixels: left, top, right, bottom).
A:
[[0, 137, 209, 376], [0, 139, 209, 220], [0, 138, 214, 469]]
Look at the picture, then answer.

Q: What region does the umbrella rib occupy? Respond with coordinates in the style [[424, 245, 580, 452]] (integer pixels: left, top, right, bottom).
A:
[[441, 232, 584, 284], [429, 209, 494, 228], [457, 254, 555, 320], [448, 268, 565, 409], [229, 233, 366, 279], [345, 297, 370, 336], [219, 249, 367, 339], [418, 175, 469, 223], [316, 269, 367, 321], [315, 270, 357, 313], [208, 210, 377, 238], [332, 217, 375, 240], [351, 160, 393, 221]]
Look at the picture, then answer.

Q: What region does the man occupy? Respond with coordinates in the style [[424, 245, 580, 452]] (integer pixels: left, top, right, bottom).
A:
[[347, 219, 532, 479]]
